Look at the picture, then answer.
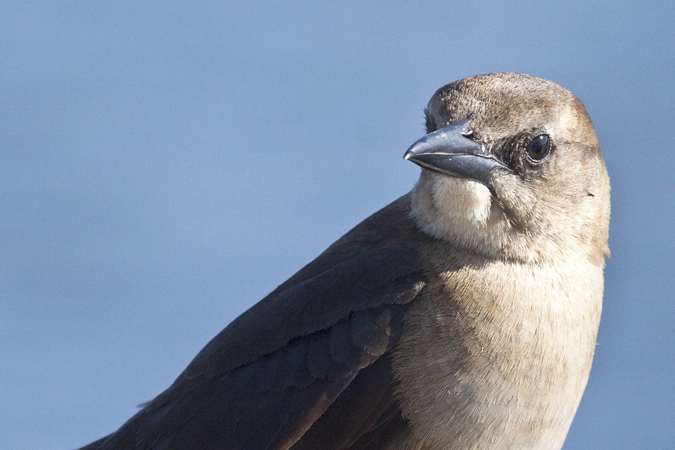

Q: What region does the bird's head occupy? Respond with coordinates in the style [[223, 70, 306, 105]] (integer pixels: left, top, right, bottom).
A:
[[406, 73, 610, 264]]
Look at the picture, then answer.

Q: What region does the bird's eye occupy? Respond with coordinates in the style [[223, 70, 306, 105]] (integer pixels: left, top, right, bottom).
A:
[[526, 134, 552, 161]]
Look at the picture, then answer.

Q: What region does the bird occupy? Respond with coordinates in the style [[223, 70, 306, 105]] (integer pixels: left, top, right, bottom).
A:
[[78, 72, 610, 450]]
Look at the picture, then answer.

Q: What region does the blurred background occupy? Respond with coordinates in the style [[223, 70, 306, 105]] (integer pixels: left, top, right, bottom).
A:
[[1, 1, 673, 449]]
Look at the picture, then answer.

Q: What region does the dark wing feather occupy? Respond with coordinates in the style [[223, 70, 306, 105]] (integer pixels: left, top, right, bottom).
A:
[[290, 354, 410, 450], [79, 195, 432, 450]]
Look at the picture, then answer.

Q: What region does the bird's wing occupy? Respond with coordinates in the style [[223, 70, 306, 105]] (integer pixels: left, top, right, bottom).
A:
[[81, 195, 431, 450]]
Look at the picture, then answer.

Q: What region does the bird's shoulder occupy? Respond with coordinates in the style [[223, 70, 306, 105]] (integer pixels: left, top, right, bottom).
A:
[[176, 193, 431, 380]]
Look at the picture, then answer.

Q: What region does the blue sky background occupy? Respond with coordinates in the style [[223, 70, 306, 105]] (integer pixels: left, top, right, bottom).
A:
[[2, 2, 674, 449]]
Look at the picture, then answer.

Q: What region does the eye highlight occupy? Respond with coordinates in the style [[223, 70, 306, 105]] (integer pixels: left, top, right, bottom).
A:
[[526, 134, 552, 161]]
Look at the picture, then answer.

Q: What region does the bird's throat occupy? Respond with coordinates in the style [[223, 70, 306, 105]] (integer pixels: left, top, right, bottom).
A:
[[410, 173, 505, 257]]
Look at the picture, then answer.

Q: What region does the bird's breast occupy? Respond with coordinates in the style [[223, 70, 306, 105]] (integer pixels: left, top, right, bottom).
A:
[[391, 255, 604, 450]]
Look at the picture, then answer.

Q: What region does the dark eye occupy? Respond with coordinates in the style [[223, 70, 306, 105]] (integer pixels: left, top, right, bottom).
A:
[[526, 134, 552, 161]]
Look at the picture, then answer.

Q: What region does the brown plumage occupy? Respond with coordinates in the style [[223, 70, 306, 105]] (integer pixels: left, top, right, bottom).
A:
[[79, 72, 610, 450]]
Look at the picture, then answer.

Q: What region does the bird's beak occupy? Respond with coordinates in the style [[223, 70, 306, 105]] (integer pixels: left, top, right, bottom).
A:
[[404, 119, 510, 188]]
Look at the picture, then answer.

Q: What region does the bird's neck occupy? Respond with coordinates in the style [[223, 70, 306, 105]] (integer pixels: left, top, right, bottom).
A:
[[409, 172, 602, 265]]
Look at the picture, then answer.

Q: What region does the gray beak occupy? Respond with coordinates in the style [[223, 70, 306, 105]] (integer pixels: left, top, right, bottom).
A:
[[404, 119, 510, 188]]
